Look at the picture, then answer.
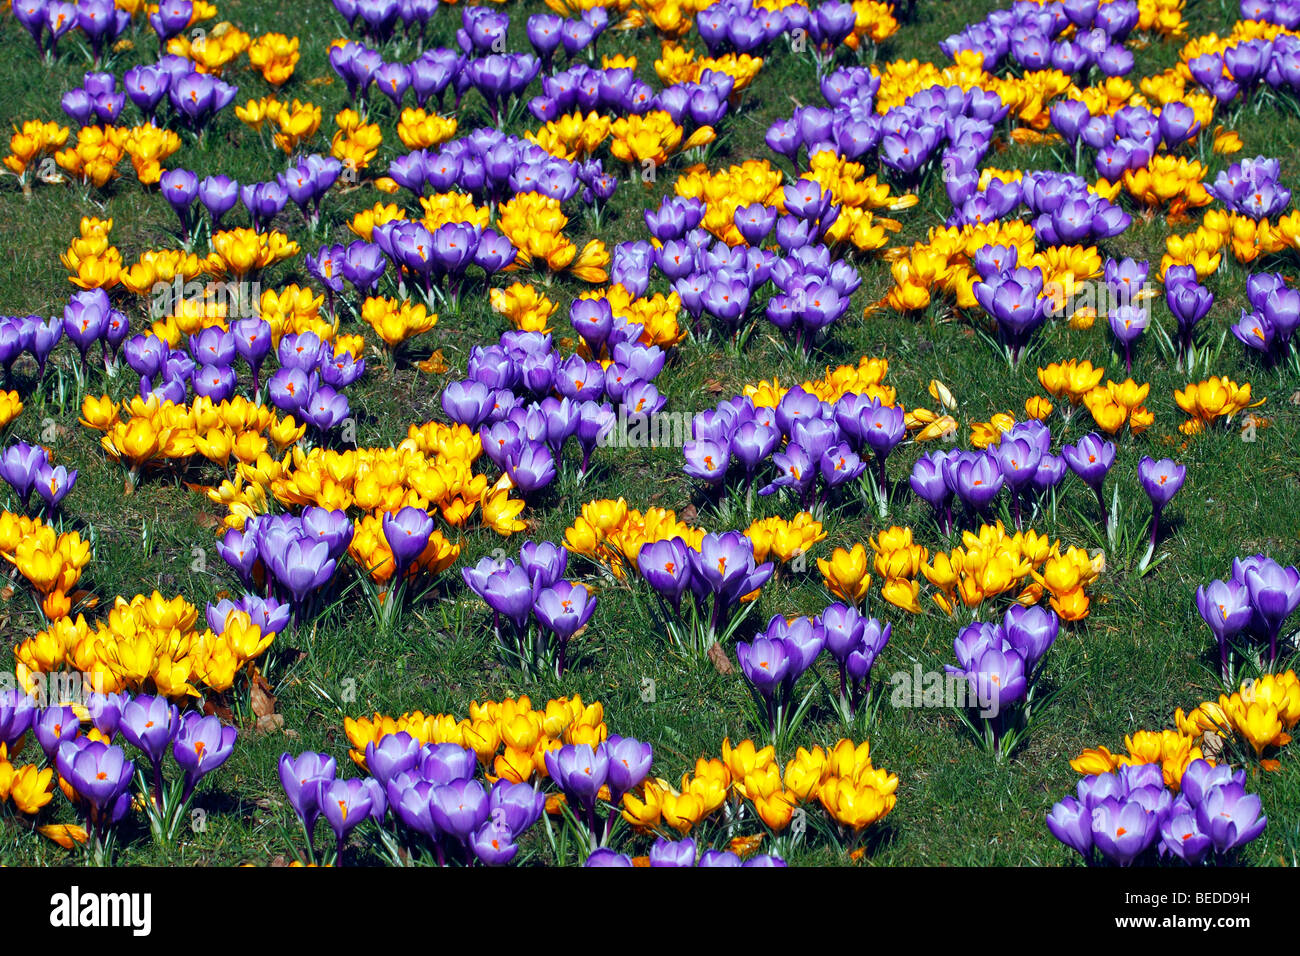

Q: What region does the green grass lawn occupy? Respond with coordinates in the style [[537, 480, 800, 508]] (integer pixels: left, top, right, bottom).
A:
[[1, 0, 1299, 866]]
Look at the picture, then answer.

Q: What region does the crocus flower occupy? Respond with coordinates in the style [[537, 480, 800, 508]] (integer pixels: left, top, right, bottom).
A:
[[63, 289, 111, 369], [910, 450, 956, 531], [1046, 796, 1093, 859], [637, 537, 692, 612], [1137, 456, 1185, 547], [1195, 782, 1266, 853], [585, 848, 633, 866], [1196, 578, 1254, 674], [1108, 304, 1148, 373], [533, 580, 596, 675], [160, 168, 199, 239], [544, 743, 609, 816], [198, 175, 240, 227], [86, 691, 126, 738], [381, 506, 435, 578], [1165, 276, 1213, 356], [278, 751, 337, 837], [489, 778, 546, 838], [1241, 558, 1300, 664], [33, 705, 79, 760], [149, 0, 192, 41], [604, 735, 652, 804], [365, 732, 421, 788], [470, 819, 518, 865], [319, 776, 387, 860], [0, 441, 47, 507], [737, 636, 792, 699], [480, 563, 535, 630], [951, 452, 1004, 512], [268, 536, 337, 611], [55, 738, 133, 824], [172, 712, 238, 800], [650, 836, 697, 867], [1089, 796, 1159, 866], [1062, 433, 1115, 526], [973, 266, 1048, 360]]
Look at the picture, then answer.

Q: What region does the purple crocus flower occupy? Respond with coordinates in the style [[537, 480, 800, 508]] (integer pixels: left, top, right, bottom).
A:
[[637, 537, 692, 613], [910, 450, 956, 531], [197, 174, 239, 228], [1108, 304, 1149, 373], [365, 731, 421, 788], [1159, 802, 1213, 864], [1062, 433, 1115, 526], [382, 506, 434, 578], [1165, 275, 1213, 355], [604, 734, 652, 804], [33, 705, 79, 760], [650, 835, 697, 867], [1001, 604, 1058, 676], [173, 711, 237, 800], [0, 687, 35, 749], [63, 289, 111, 369], [533, 580, 596, 675], [1196, 577, 1254, 675], [965, 645, 1028, 714], [1195, 782, 1267, 853], [470, 819, 519, 865], [32, 459, 74, 513], [1241, 558, 1300, 664], [489, 778, 546, 838], [973, 266, 1048, 360], [1089, 796, 1159, 865], [268, 537, 338, 611], [1137, 456, 1185, 546], [480, 563, 535, 629], [0, 441, 48, 507], [689, 531, 774, 610], [319, 776, 387, 859], [544, 743, 609, 814], [55, 738, 133, 822], [1046, 796, 1094, 859], [505, 441, 557, 495], [85, 691, 125, 739], [149, 0, 192, 41], [278, 750, 337, 837], [951, 452, 1005, 512], [737, 636, 792, 703], [585, 848, 633, 866]]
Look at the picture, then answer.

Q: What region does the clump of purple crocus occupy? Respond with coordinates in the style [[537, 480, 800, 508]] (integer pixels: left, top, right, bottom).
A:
[[1208, 156, 1292, 220], [1162, 264, 1214, 364], [61, 72, 124, 127], [945, 605, 1060, 759], [635, 530, 774, 655], [1232, 271, 1300, 367], [737, 613, 825, 740], [1197, 554, 1300, 674], [1048, 759, 1266, 866], [819, 602, 890, 719], [908, 421, 1060, 532], [0, 441, 77, 516], [217, 510, 352, 625], [462, 540, 595, 676]]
